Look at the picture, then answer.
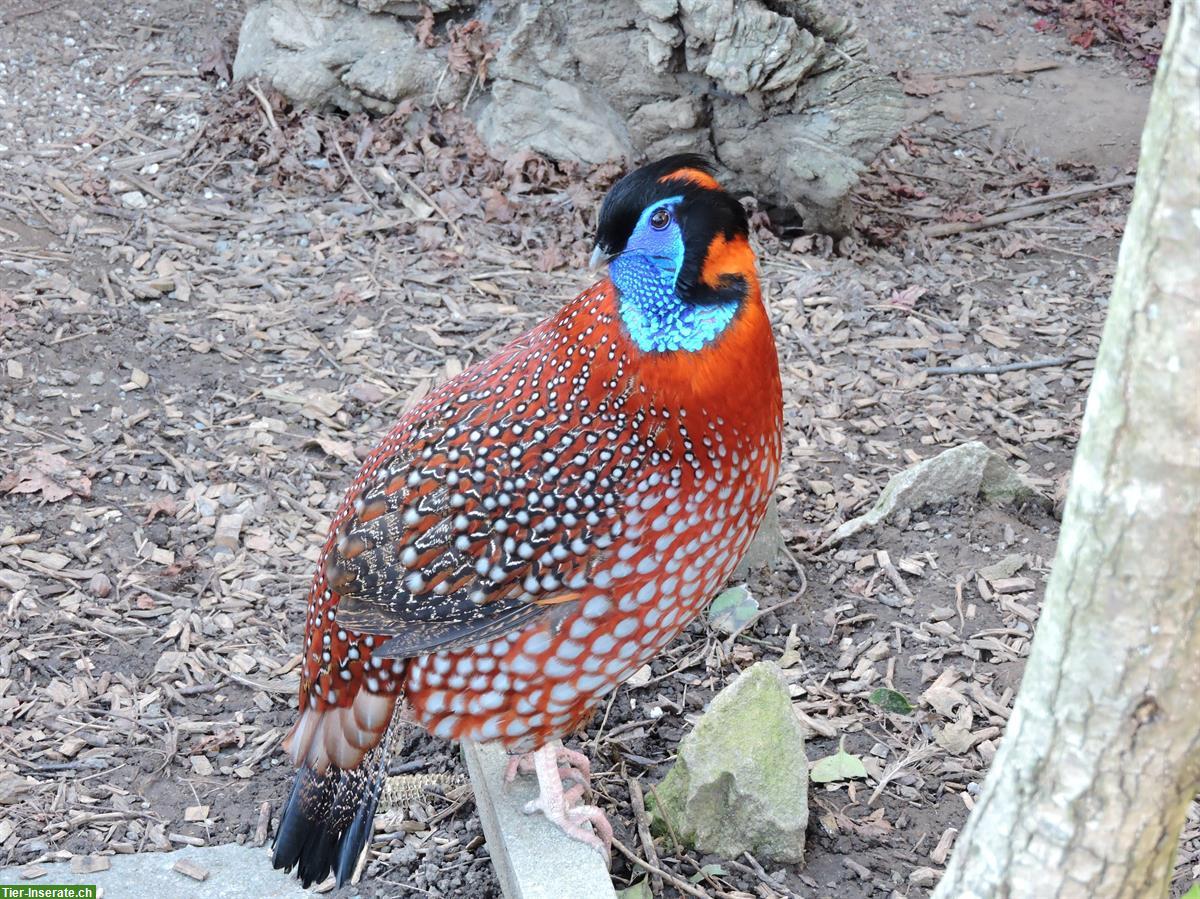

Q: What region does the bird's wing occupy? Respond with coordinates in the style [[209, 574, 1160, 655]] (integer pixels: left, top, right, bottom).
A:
[[328, 382, 642, 658]]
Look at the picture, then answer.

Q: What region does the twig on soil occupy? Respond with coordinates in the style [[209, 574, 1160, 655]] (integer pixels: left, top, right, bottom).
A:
[[932, 60, 1061, 79], [601, 716, 662, 744], [15, 759, 108, 774], [782, 545, 809, 594], [612, 837, 712, 899], [1008, 176, 1136, 208], [923, 203, 1064, 237], [387, 164, 467, 244], [48, 328, 98, 346], [175, 682, 221, 696], [924, 356, 1075, 375], [245, 81, 280, 132], [922, 177, 1134, 237], [333, 139, 385, 216], [868, 744, 939, 805], [1021, 240, 1109, 262], [220, 668, 296, 694], [1, 0, 67, 23], [589, 689, 620, 757], [16, 186, 59, 230], [741, 851, 782, 887], [645, 781, 682, 854], [876, 550, 913, 598], [253, 801, 271, 846], [625, 775, 663, 895]]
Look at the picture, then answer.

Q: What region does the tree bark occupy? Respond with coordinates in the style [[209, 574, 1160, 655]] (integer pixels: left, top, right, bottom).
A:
[[931, 4, 1200, 898]]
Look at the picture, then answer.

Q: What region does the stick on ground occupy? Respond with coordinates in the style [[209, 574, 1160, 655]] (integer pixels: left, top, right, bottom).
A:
[[924, 356, 1075, 375]]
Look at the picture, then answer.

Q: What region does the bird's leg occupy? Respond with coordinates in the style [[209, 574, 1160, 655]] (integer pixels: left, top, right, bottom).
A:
[[510, 741, 612, 863], [502, 740, 610, 858], [503, 739, 591, 791]]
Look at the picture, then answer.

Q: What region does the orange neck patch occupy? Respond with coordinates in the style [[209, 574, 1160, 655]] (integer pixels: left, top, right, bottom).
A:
[[700, 233, 756, 290]]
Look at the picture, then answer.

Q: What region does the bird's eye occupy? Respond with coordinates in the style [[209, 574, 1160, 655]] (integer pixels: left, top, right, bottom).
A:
[[649, 208, 671, 230]]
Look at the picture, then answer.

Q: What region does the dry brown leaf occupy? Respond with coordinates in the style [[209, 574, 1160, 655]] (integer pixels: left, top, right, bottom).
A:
[[304, 434, 358, 465], [144, 495, 180, 523], [896, 70, 942, 97], [0, 450, 92, 502]]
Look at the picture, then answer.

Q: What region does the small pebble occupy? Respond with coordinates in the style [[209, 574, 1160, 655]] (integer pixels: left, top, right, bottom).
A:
[[119, 190, 148, 209]]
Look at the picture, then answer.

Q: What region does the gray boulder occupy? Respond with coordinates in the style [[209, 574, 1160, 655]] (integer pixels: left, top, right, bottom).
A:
[[823, 441, 1050, 547], [233, 0, 454, 114], [232, 0, 904, 231], [477, 78, 636, 166]]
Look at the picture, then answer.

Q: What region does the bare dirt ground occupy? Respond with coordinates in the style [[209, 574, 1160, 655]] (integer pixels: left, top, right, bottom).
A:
[[1, 0, 1195, 897]]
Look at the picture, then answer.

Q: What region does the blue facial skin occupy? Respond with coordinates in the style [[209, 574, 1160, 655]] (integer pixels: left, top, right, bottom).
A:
[[609, 197, 739, 354]]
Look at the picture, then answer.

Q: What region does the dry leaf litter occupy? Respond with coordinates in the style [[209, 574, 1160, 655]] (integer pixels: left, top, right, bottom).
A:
[[0, 1, 1193, 898]]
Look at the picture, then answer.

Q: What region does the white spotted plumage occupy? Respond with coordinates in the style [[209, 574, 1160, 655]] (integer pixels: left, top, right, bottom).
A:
[[282, 278, 780, 771]]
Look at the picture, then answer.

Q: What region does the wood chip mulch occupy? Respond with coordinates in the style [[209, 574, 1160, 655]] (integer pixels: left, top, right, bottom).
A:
[[0, 2, 1194, 898]]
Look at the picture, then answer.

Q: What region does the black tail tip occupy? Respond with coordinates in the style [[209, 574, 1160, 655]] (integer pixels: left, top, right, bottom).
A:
[[272, 762, 384, 889]]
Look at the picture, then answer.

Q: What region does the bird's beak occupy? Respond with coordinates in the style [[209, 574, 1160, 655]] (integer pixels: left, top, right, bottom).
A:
[[589, 245, 611, 271]]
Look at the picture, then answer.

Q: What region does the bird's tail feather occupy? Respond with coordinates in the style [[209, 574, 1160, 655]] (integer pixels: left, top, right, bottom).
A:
[[273, 691, 400, 888], [272, 728, 394, 888], [283, 690, 398, 772]]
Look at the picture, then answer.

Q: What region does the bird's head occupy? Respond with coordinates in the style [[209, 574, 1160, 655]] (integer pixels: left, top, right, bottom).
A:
[[591, 155, 758, 354]]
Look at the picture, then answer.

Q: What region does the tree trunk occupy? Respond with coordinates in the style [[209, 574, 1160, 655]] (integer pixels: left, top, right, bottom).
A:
[[232, 0, 904, 232], [930, 4, 1200, 898]]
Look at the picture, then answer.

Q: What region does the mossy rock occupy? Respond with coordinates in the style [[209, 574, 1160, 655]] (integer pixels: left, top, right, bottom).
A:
[[647, 662, 807, 864]]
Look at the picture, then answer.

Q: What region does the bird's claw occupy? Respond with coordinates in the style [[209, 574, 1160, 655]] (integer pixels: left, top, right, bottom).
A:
[[523, 791, 613, 864], [506, 740, 612, 866]]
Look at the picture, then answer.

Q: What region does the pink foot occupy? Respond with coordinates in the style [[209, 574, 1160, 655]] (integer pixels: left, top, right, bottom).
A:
[[504, 739, 591, 791], [507, 741, 612, 864]]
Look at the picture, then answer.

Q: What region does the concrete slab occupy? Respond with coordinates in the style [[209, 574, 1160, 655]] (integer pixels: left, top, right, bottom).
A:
[[462, 741, 617, 899], [0, 843, 310, 899]]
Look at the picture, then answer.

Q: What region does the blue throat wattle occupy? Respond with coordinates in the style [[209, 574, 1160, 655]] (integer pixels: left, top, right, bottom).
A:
[[610, 254, 739, 354]]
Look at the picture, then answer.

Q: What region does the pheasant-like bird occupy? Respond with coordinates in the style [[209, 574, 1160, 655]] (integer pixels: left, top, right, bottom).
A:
[[273, 155, 783, 886]]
